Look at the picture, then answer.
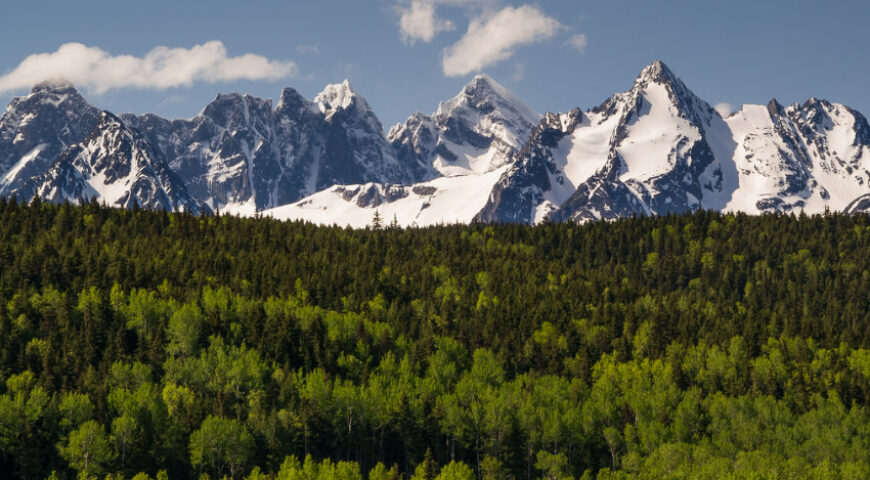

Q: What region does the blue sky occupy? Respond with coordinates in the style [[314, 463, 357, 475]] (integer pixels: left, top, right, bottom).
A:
[[1, 0, 868, 128]]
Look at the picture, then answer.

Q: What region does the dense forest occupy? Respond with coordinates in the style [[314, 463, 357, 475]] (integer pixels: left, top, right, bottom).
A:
[[1, 198, 870, 479]]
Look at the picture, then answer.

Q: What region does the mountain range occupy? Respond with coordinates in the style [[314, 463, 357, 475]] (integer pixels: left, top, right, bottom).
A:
[[2, 60, 869, 226]]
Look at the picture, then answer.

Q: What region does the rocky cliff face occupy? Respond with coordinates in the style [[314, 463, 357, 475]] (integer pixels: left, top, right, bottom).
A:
[[123, 81, 410, 213], [4, 62, 870, 226], [388, 74, 540, 180], [0, 82, 101, 195], [11, 112, 205, 213]]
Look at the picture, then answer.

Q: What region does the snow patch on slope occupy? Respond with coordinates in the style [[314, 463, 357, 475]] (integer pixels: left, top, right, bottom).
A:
[[266, 166, 509, 228], [1, 143, 46, 188], [617, 82, 700, 183]]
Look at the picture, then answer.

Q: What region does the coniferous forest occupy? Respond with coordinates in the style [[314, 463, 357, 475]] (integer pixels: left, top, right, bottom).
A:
[[2, 198, 870, 480]]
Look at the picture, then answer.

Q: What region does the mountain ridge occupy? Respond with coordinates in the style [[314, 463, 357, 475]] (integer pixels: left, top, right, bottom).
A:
[[2, 61, 870, 225]]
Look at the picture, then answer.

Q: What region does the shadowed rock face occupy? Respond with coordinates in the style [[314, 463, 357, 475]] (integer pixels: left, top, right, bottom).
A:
[[124, 82, 410, 212], [0, 82, 101, 195], [476, 60, 870, 225], [388, 74, 541, 181], [5, 62, 870, 225], [479, 60, 733, 224], [477, 109, 584, 224], [11, 112, 206, 214]]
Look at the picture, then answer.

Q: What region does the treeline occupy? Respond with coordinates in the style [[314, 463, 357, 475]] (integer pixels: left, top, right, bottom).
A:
[[0, 198, 869, 479]]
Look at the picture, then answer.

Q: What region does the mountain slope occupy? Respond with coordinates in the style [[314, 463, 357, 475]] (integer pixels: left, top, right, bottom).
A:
[[722, 98, 870, 213], [11, 112, 206, 213], [265, 166, 509, 227], [124, 81, 411, 213], [269, 75, 543, 226], [388, 74, 540, 180], [274, 62, 870, 226], [543, 61, 737, 222], [479, 60, 870, 225], [3, 62, 870, 225], [0, 82, 101, 196]]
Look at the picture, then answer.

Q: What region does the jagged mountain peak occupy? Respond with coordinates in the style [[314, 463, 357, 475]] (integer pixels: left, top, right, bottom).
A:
[[629, 60, 698, 107], [0, 81, 102, 194], [635, 60, 678, 85], [621, 60, 720, 133], [9, 108, 206, 214], [767, 98, 785, 117], [30, 79, 80, 96], [199, 92, 273, 129], [12, 80, 90, 113], [437, 74, 538, 123], [803, 97, 827, 108], [590, 61, 710, 125], [464, 73, 509, 101], [388, 74, 540, 180], [315, 79, 362, 115], [94, 110, 123, 128], [276, 86, 316, 114]]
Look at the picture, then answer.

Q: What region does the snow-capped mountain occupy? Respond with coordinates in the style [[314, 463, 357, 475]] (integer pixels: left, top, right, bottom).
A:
[[487, 60, 737, 223], [266, 165, 509, 228], [11, 112, 205, 213], [124, 81, 410, 213], [721, 98, 870, 214], [0, 82, 101, 195], [3, 61, 870, 225], [479, 60, 870, 224], [388, 74, 540, 180], [475, 108, 586, 223]]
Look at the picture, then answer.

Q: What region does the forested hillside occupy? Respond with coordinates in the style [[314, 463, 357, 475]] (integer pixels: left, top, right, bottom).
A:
[[1, 198, 870, 479]]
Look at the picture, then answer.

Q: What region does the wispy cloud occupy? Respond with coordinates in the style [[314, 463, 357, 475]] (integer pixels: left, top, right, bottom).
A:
[[0, 41, 298, 94], [714, 102, 734, 117], [567, 34, 588, 54], [394, 0, 499, 44], [398, 0, 456, 44], [392, 1, 582, 77], [441, 5, 562, 77]]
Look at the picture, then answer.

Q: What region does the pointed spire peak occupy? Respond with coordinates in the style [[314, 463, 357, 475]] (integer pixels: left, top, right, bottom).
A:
[[434, 72, 538, 124], [320, 79, 358, 96], [767, 98, 785, 117], [449, 73, 535, 115], [315, 79, 361, 114], [462, 73, 511, 99], [276, 86, 310, 112], [635, 59, 679, 87], [469, 73, 496, 87], [644, 59, 668, 73]]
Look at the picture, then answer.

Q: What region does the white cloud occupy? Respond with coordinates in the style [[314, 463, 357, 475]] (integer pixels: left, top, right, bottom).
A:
[[0, 41, 298, 94], [568, 34, 588, 54], [714, 102, 734, 117], [441, 5, 562, 77], [394, 0, 500, 44], [398, 0, 455, 44]]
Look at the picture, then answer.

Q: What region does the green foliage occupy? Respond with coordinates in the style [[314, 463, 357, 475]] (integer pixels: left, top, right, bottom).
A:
[[189, 416, 254, 479], [59, 420, 114, 478], [0, 201, 869, 479], [435, 460, 475, 480]]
